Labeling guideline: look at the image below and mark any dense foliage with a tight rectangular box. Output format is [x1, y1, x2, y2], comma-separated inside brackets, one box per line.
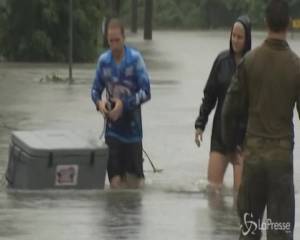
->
[151, 0, 300, 29]
[0, 0, 299, 61]
[0, 0, 103, 61]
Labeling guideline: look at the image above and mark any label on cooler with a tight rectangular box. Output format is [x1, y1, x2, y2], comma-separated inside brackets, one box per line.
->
[55, 165, 79, 186]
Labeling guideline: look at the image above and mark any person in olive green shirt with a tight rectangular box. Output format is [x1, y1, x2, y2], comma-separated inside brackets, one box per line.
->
[222, 0, 300, 239]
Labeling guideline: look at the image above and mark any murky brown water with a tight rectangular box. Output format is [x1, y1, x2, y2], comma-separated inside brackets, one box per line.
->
[0, 30, 299, 240]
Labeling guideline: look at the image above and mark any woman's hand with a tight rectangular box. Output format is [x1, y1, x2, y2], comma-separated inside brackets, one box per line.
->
[195, 128, 203, 147]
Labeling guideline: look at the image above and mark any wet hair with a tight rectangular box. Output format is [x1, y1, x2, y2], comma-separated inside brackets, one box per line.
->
[107, 18, 125, 37]
[265, 0, 290, 32]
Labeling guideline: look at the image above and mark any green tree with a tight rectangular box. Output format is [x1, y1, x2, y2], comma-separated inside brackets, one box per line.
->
[0, 0, 103, 62]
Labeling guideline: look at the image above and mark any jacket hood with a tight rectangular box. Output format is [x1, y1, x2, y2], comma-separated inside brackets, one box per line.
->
[230, 15, 252, 56]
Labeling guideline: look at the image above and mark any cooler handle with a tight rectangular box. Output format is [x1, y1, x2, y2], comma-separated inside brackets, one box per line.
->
[48, 152, 53, 168]
[89, 152, 95, 166]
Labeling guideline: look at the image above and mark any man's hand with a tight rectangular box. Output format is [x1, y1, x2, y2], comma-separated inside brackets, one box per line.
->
[97, 100, 109, 117]
[195, 128, 203, 147]
[108, 98, 124, 122]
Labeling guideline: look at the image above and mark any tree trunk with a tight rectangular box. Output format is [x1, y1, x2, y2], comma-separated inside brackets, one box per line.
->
[144, 0, 153, 40]
[131, 0, 138, 33]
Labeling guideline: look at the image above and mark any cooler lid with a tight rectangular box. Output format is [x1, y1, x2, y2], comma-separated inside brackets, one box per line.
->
[11, 130, 106, 157]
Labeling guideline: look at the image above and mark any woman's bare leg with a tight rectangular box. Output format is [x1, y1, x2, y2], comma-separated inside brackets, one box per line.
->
[229, 151, 244, 206]
[207, 151, 229, 190]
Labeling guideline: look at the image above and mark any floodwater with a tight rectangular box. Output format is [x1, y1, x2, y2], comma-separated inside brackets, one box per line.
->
[0, 30, 299, 240]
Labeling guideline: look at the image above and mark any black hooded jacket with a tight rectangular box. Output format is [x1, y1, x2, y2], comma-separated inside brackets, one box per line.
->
[195, 15, 251, 152]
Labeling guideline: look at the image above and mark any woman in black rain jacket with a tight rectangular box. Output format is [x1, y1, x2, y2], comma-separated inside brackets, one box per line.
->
[194, 15, 252, 192]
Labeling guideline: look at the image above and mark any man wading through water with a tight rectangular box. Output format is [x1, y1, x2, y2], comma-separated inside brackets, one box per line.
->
[222, 0, 300, 239]
[91, 19, 151, 189]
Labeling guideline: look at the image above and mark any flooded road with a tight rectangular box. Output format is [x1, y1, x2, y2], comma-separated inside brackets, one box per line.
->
[0, 30, 299, 239]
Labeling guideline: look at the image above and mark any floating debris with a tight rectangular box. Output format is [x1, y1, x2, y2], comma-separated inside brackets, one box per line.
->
[39, 73, 70, 84]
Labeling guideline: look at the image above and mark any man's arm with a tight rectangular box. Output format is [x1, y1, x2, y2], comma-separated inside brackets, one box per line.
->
[222, 59, 248, 150]
[121, 52, 151, 111]
[91, 58, 106, 111]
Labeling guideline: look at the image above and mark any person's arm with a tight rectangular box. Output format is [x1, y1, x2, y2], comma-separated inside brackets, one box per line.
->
[91, 57, 107, 114]
[195, 57, 220, 131]
[121, 52, 151, 111]
[221, 58, 248, 150]
[194, 57, 220, 147]
[297, 71, 300, 120]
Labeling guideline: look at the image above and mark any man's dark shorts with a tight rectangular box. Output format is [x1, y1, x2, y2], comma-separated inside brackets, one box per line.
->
[105, 137, 144, 182]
